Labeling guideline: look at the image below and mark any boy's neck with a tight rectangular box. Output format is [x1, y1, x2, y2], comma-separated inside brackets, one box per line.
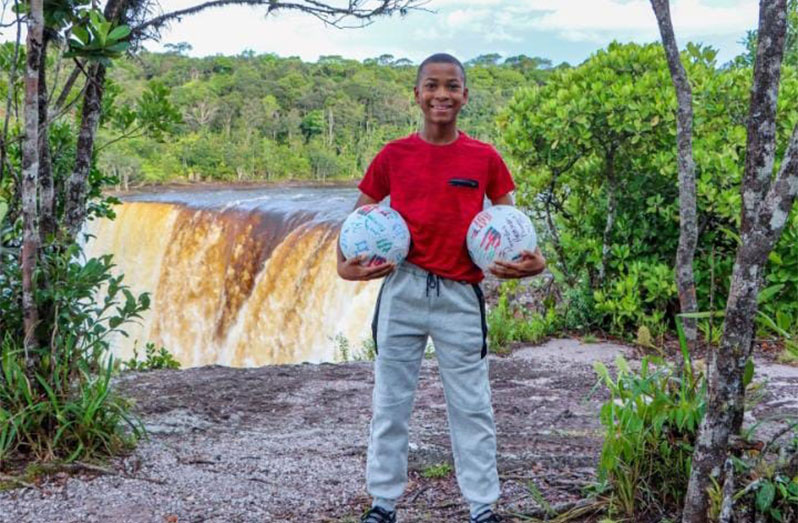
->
[418, 124, 459, 145]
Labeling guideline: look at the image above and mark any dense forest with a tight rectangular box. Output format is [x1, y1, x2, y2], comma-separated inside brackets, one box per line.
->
[100, 50, 560, 186]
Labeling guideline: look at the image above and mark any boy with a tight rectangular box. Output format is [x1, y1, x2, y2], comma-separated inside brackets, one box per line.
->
[337, 53, 545, 523]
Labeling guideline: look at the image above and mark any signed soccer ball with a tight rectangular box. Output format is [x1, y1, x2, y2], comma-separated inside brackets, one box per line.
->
[339, 204, 411, 266]
[466, 205, 537, 271]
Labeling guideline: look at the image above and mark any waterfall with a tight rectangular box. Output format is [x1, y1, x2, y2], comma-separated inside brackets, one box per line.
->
[83, 192, 379, 368]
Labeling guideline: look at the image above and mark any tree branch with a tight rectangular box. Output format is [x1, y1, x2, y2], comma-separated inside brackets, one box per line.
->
[53, 62, 83, 111]
[133, 0, 426, 36]
[0, 0, 21, 188]
[95, 126, 146, 153]
[741, 0, 789, 232]
[758, 124, 798, 245]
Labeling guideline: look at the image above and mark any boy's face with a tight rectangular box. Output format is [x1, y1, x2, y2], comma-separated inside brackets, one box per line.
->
[414, 62, 468, 126]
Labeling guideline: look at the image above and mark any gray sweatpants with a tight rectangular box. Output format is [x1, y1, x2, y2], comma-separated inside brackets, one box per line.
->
[366, 261, 499, 508]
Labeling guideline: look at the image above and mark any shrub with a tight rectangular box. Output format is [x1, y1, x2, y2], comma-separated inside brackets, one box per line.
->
[487, 286, 558, 353]
[334, 334, 376, 362]
[592, 352, 705, 520]
[0, 238, 149, 466]
[421, 462, 452, 479]
[122, 342, 181, 371]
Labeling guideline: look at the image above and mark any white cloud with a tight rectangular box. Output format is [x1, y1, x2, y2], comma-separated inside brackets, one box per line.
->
[0, 0, 756, 64]
[520, 0, 757, 42]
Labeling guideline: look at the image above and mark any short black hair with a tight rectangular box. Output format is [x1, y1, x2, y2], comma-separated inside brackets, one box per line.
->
[416, 53, 466, 86]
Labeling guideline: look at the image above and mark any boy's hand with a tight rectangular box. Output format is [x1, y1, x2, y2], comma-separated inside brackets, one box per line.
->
[338, 255, 396, 281]
[489, 247, 546, 279]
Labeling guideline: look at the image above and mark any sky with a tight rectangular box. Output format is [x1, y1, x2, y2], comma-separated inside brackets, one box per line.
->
[142, 0, 760, 65]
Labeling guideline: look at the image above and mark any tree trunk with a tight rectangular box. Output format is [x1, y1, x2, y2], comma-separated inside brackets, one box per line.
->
[544, 174, 574, 285]
[63, 62, 106, 238]
[21, 0, 44, 357]
[38, 34, 56, 241]
[63, 0, 133, 238]
[650, 0, 699, 347]
[598, 147, 617, 284]
[682, 2, 792, 521]
[328, 107, 334, 147]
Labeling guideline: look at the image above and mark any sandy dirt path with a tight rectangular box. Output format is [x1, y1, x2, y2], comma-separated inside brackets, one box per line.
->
[2, 338, 798, 523]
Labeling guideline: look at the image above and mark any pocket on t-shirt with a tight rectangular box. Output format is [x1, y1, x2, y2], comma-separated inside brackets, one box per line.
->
[440, 177, 485, 225]
[447, 178, 479, 189]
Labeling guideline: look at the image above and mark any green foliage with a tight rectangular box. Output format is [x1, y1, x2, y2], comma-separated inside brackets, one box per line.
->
[0, 0, 176, 474]
[421, 462, 452, 479]
[122, 342, 181, 371]
[740, 469, 798, 522]
[65, 9, 130, 65]
[334, 334, 376, 362]
[501, 41, 798, 339]
[593, 351, 705, 520]
[99, 51, 555, 185]
[0, 334, 141, 465]
[729, 416, 798, 522]
[0, 240, 148, 464]
[734, 0, 798, 68]
[593, 260, 675, 337]
[487, 283, 558, 352]
[759, 214, 798, 358]
[560, 276, 601, 333]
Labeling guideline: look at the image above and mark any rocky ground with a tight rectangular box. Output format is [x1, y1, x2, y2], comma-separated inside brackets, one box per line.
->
[2, 338, 798, 523]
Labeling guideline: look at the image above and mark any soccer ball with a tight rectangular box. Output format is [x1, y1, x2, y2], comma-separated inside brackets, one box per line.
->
[466, 205, 537, 271]
[339, 204, 411, 266]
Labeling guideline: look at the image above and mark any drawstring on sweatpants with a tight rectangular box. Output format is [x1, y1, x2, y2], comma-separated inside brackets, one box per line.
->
[425, 272, 441, 297]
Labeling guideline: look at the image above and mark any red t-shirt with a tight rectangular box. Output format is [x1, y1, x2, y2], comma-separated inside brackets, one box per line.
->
[358, 131, 515, 283]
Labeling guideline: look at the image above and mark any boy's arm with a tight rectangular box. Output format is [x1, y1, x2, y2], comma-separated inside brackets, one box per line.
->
[336, 192, 396, 281]
[488, 193, 546, 279]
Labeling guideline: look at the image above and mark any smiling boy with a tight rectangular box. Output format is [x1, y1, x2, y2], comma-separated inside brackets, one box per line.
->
[337, 53, 545, 523]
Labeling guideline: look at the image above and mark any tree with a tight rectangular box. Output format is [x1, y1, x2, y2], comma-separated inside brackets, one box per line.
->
[164, 41, 193, 56]
[20, 0, 44, 354]
[300, 109, 324, 143]
[682, 1, 798, 520]
[650, 0, 699, 347]
[466, 53, 502, 67]
[502, 44, 679, 291]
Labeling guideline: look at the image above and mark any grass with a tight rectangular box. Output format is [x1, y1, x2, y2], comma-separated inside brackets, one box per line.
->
[122, 342, 181, 371]
[421, 462, 453, 479]
[334, 334, 377, 362]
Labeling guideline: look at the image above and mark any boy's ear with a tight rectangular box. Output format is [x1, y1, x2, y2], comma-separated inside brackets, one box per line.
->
[463, 86, 469, 104]
[413, 85, 420, 104]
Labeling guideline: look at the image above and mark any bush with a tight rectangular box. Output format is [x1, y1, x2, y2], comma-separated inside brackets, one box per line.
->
[592, 352, 705, 520]
[0, 334, 142, 464]
[334, 334, 376, 362]
[500, 41, 798, 342]
[487, 284, 558, 352]
[122, 342, 181, 371]
[0, 238, 149, 466]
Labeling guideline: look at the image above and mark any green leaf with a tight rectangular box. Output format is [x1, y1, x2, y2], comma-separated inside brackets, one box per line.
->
[107, 25, 131, 41]
[757, 482, 776, 512]
[678, 311, 725, 320]
[743, 358, 754, 387]
[105, 42, 130, 54]
[758, 284, 785, 304]
[71, 25, 90, 45]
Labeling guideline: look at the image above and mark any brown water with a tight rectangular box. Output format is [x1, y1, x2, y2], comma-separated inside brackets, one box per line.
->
[83, 186, 379, 367]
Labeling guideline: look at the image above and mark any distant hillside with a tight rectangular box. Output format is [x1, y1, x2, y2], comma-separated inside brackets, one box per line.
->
[101, 52, 559, 186]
